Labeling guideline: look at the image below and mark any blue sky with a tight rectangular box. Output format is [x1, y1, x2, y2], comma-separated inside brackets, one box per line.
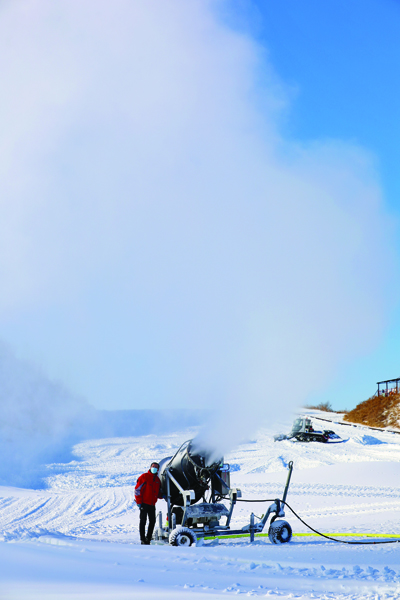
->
[0, 0, 399, 418]
[238, 0, 400, 210]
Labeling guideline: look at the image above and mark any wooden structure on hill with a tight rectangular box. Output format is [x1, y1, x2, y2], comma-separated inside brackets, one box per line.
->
[377, 378, 400, 396]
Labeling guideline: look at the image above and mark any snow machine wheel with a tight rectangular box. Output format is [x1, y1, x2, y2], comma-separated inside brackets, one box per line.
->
[169, 527, 197, 547]
[268, 520, 292, 544]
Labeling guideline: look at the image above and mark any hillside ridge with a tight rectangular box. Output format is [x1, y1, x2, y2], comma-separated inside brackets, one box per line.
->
[344, 392, 400, 428]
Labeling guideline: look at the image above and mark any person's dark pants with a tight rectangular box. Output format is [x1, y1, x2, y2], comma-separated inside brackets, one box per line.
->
[139, 503, 156, 543]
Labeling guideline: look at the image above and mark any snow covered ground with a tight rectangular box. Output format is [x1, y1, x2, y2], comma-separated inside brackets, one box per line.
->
[1, 411, 400, 599]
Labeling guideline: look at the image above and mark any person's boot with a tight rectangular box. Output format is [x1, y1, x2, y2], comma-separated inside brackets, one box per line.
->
[141, 539, 146, 545]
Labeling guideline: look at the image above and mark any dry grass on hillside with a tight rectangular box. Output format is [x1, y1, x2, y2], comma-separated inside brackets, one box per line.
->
[344, 393, 400, 428]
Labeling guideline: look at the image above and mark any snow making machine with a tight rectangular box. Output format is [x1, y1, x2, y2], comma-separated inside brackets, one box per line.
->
[152, 439, 294, 546]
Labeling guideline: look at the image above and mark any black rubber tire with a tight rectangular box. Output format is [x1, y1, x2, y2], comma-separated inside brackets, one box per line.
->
[169, 527, 197, 547]
[268, 520, 292, 544]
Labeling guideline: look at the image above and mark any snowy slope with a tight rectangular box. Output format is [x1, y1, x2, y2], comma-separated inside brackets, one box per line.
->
[1, 412, 400, 599]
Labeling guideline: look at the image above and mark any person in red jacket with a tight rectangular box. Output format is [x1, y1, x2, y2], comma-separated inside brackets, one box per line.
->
[135, 462, 163, 544]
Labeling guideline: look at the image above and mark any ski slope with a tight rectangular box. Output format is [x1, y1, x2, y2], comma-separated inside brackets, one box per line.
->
[1, 411, 400, 599]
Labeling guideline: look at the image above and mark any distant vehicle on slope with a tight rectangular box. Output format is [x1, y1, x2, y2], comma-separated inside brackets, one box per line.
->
[274, 417, 340, 443]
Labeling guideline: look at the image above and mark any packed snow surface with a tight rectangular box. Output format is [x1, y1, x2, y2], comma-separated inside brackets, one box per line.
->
[1, 411, 400, 599]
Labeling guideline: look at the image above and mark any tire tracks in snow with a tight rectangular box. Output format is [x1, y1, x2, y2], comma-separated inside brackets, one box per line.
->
[0, 488, 138, 539]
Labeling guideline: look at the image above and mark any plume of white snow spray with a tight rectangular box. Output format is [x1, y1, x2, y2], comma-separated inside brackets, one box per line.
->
[0, 0, 396, 462]
[0, 343, 96, 486]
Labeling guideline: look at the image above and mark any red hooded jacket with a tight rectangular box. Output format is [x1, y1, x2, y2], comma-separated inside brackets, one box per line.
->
[135, 470, 163, 506]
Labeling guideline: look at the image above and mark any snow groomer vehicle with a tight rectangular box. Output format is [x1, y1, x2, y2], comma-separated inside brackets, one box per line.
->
[274, 417, 340, 443]
[152, 439, 294, 546]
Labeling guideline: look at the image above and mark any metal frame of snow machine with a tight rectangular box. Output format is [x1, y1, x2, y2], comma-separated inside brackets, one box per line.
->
[151, 439, 294, 547]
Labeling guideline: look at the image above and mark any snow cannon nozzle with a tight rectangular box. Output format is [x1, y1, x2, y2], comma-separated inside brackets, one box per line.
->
[158, 438, 224, 507]
[186, 438, 223, 473]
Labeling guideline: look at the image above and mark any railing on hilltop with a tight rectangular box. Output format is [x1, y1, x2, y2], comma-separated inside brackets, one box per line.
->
[377, 377, 400, 397]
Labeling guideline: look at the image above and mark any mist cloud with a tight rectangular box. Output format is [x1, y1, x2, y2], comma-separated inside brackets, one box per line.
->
[0, 0, 396, 453]
[0, 342, 95, 486]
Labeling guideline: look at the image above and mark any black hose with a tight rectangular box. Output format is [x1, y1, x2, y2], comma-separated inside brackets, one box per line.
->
[236, 498, 400, 545]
